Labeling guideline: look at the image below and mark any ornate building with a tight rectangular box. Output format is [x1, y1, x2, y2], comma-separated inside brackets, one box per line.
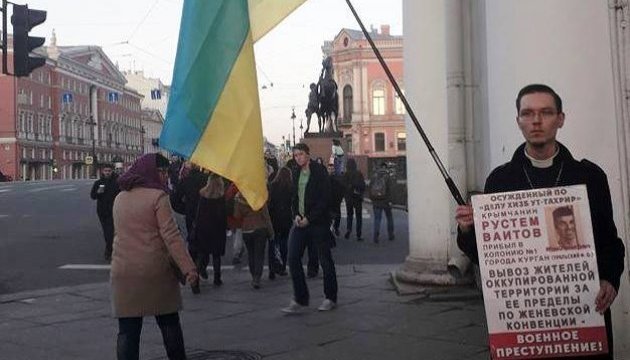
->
[0, 32, 143, 180]
[325, 25, 404, 176]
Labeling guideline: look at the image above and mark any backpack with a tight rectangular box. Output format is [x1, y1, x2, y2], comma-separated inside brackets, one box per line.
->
[370, 174, 387, 200]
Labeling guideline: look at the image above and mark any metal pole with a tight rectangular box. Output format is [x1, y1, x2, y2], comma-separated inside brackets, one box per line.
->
[344, 0, 465, 206]
[1, 0, 7, 75]
[291, 107, 296, 146]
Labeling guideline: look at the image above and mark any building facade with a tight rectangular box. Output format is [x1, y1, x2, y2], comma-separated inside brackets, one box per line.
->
[326, 25, 405, 175]
[0, 32, 144, 181]
[140, 109, 165, 155]
[123, 70, 170, 118]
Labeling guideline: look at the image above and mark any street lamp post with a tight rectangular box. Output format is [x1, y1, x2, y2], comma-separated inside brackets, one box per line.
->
[291, 107, 296, 146]
[87, 116, 97, 178]
[299, 117, 304, 140]
[140, 126, 146, 155]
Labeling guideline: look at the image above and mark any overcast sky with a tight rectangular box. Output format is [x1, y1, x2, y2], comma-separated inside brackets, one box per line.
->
[26, 0, 402, 144]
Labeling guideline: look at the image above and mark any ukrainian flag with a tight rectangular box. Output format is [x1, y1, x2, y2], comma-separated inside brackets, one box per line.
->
[160, 0, 306, 210]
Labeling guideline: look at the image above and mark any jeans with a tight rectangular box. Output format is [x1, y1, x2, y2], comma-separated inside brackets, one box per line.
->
[117, 312, 185, 360]
[99, 215, 114, 257]
[372, 205, 394, 239]
[288, 225, 337, 305]
[331, 197, 343, 232]
[345, 197, 362, 237]
[243, 229, 267, 281]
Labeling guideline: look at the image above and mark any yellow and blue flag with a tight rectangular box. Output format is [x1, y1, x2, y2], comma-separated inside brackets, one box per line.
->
[160, 0, 306, 210]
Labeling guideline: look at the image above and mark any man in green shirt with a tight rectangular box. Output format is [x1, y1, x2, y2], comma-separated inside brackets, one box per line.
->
[282, 143, 338, 313]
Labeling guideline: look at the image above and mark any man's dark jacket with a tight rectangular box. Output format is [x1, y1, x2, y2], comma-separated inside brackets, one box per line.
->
[90, 174, 120, 218]
[291, 160, 331, 227]
[457, 142, 625, 358]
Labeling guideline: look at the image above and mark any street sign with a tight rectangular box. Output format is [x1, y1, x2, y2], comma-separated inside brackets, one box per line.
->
[85, 156, 93, 165]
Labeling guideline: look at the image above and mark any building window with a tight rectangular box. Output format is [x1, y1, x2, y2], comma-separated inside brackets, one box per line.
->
[395, 90, 405, 114]
[343, 85, 353, 121]
[345, 134, 352, 153]
[372, 87, 385, 115]
[375, 132, 385, 152]
[397, 132, 406, 151]
[27, 113, 34, 133]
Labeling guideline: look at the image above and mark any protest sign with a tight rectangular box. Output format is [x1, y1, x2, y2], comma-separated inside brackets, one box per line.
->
[472, 185, 607, 359]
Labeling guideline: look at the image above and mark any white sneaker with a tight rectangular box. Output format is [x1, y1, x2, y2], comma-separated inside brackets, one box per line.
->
[281, 300, 307, 314]
[317, 299, 336, 311]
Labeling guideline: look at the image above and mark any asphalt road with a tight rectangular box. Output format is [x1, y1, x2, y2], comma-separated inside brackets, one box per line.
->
[0, 180, 409, 295]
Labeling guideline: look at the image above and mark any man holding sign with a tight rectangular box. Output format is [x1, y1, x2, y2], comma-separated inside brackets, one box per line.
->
[456, 84, 625, 359]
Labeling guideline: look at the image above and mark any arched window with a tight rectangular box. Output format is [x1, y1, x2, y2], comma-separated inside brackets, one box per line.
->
[343, 85, 353, 121]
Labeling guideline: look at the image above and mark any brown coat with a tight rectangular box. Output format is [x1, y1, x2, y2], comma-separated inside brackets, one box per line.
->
[110, 188, 195, 318]
[234, 197, 274, 238]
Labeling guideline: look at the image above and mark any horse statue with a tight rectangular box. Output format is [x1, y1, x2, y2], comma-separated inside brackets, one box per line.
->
[316, 56, 339, 133]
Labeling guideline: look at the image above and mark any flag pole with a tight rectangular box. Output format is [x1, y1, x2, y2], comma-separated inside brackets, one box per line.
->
[344, 0, 466, 206]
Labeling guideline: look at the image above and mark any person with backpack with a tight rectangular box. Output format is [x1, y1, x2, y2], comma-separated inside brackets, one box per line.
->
[369, 162, 395, 243]
[343, 158, 365, 241]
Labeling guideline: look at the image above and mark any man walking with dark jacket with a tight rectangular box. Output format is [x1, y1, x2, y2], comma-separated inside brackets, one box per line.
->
[90, 164, 120, 261]
[369, 162, 395, 243]
[282, 143, 338, 313]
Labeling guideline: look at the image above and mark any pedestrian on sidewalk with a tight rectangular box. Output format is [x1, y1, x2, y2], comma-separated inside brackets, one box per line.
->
[112, 153, 198, 360]
[455, 84, 625, 359]
[225, 182, 245, 266]
[268, 166, 294, 278]
[234, 192, 274, 289]
[342, 158, 365, 241]
[283, 143, 338, 313]
[192, 173, 227, 287]
[172, 163, 207, 247]
[90, 163, 120, 261]
[368, 162, 395, 243]
[327, 161, 345, 237]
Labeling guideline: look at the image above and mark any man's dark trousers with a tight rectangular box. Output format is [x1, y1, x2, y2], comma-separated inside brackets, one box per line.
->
[288, 224, 337, 305]
[372, 205, 394, 239]
[99, 215, 114, 257]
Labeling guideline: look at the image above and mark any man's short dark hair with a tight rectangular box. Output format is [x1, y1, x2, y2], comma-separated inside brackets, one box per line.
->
[292, 143, 310, 154]
[516, 84, 563, 114]
[552, 206, 574, 223]
[101, 163, 114, 169]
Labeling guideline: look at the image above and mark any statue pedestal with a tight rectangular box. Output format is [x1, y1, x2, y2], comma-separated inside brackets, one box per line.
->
[301, 132, 342, 164]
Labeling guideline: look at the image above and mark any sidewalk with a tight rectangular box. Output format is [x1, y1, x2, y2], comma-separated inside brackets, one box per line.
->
[0, 264, 488, 360]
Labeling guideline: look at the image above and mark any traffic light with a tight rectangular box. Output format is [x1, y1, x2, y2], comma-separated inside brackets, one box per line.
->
[11, 4, 46, 77]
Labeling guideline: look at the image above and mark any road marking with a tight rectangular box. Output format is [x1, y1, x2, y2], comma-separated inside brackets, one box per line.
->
[60, 188, 77, 192]
[0, 189, 11, 193]
[59, 264, 111, 270]
[0, 215, 8, 218]
[58, 264, 273, 271]
[28, 185, 76, 193]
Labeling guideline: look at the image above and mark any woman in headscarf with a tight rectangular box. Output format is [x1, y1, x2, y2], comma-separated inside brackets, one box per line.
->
[111, 153, 198, 360]
[192, 172, 227, 286]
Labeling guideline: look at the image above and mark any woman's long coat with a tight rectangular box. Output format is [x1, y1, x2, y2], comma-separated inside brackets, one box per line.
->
[110, 188, 195, 318]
